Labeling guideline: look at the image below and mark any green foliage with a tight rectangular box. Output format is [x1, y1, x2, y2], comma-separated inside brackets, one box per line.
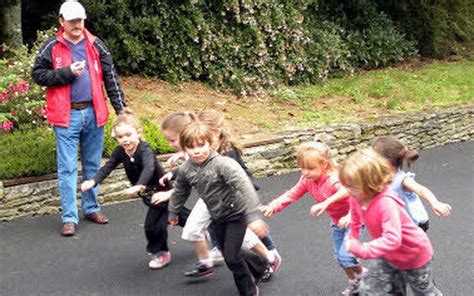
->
[0, 128, 56, 180]
[141, 117, 175, 154]
[0, 28, 56, 131]
[376, 0, 474, 57]
[79, 0, 417, 95]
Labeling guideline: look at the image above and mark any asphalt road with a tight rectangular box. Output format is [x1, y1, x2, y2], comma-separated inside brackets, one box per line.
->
[1, 141, 473, 296]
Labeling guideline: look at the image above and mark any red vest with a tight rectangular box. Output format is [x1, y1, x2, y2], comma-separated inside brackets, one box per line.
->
[46, 28, 109, 127]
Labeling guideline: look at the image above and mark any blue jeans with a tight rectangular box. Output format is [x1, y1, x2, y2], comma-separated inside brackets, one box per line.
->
[54, 106, 104, 224]
[331, 224, 359, 268]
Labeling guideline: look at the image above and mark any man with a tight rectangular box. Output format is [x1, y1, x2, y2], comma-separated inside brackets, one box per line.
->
[32, 1, 126, 236]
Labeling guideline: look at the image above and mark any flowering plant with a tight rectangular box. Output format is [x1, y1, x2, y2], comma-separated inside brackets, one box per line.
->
[0, 29, 55, 132]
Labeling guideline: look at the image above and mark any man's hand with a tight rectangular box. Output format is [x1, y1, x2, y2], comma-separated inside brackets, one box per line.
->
[70, 60, 85, 76]
[168, 216, 179, 226]
[81, 180, 96, 192]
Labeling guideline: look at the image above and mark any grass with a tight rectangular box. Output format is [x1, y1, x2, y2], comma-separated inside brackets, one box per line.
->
[124, 60, 473, 140]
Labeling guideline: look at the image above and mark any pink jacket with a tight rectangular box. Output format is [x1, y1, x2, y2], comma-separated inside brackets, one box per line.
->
[348, 186, 433, 270]
[268, 172, 350, 224]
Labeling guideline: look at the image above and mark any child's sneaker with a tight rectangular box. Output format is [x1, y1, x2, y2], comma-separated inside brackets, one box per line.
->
[269, 249, 282, 274]
[209, 247, 225, 265]
[184, 262, 214, 278]
[149, 251, 171, 269]
[260, 264, 273, 283]
[341, 278, 360, 295]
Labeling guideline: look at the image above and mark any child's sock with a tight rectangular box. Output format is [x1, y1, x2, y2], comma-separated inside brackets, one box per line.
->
[266, 251, 275, 264]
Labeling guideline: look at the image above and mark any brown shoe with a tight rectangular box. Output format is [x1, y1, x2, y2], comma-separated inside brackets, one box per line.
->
[84, 212, 109, 224]
[60, 222, 76, 236]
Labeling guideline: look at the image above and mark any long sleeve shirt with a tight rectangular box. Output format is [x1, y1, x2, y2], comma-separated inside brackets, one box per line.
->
[168, 152, 262, 223]
[268, 172, 350, 224]
[348, 186, 433, 270]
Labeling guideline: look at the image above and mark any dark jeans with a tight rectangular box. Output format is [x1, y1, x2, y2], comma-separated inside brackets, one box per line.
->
[214, 216, 267, 296]
[210, 222, 277, 251]
[144, 203, 190, 254]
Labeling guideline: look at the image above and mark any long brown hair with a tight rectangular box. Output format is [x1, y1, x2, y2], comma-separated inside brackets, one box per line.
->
[197, 109, 242, 155]
[161, 112, 196, 134]
[372, 136, 419, 169]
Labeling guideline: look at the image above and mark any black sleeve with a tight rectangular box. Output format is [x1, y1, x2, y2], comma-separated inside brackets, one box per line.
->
[92, 146, 123, 184]
[31, 37, 77, 86]
[226, 148, 260, 191]
[135, 142, 157, 186]
[94, 38, 126, 114]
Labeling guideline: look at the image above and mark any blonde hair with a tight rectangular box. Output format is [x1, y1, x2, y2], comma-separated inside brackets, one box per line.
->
[197, 109, 242, 155]
[339, 148, 393, 197]
[113, 108, 143, 138]
[296, 141, 335, 171]
[161, 112, 196, 134]
[179, 121, 215, 150]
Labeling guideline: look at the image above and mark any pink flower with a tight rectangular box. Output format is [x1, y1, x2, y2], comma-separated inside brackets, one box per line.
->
[40, 107, 47, 116]
[8, 83, 18, 93]
[0, 90, 10, 102]
[2, 120, 14, 132]
[17, 82, 29, 94]
[10, 110, 16, 116]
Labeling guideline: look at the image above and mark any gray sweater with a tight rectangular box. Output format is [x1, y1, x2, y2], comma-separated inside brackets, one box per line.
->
[168, 152, 262, 223]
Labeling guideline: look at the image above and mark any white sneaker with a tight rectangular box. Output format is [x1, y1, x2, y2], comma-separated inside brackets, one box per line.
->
[149, 251, 171, 269]
[209, 247, 224, 265]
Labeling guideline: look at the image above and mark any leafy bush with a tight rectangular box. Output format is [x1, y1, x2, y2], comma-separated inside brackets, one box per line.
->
[78, 0, 417, 95]
[0, 128, 56, 180]
[1, 28, 56, 132]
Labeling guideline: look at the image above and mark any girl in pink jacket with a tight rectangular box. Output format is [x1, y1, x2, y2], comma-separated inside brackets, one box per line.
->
[340, 148, 442, 295]
[260, 141, 365, 295]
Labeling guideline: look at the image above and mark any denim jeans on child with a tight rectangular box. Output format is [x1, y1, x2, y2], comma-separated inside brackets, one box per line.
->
[331, 224, 360, 268]
[54, 106, 104, 224]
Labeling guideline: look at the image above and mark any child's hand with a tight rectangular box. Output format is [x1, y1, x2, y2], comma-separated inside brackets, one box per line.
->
[344, 237, 356, 251]
[432, 201, 452, 217]
[309, 202, 329, 217]
[81, 180, 96, 192]
[247, 219, 268, 238]
[168, 215, 179, 226]
[151, 190, 172, 205]
[159, 172, 174, 186]
[125, 185, 145, 196]
[259, 205, 274, 218]
[337, 214, 350, 229]
[167, 152, 186, 168]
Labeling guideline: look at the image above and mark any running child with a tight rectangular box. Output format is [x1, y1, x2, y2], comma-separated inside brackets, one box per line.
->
[340, 148, 442, 295]
[159, 112, 275, 280]
[81, 109, 190, 269]
[372, 135, 452, 231]
[260, 141, 365, 295]
[198, 109, 282, 278]
[166, 121, 268, 296]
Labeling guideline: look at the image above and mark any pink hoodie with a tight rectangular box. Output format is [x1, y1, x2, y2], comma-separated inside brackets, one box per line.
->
[348, 186, 433, 270]
[268, 172, 350, 224]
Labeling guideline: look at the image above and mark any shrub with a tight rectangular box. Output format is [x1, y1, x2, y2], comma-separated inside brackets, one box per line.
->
[0, 28, 56, 132]
[0, 128, 56, 180]
[78, 0, 417, 95]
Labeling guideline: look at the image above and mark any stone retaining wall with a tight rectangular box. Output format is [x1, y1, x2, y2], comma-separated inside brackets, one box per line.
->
[1, 106, 472, 221]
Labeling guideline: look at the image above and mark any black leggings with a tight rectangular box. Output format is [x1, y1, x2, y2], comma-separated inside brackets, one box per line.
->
[144, 203, 190, 254]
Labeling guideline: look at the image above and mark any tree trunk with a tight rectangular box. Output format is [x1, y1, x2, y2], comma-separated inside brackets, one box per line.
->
[0, 0, 23, 48]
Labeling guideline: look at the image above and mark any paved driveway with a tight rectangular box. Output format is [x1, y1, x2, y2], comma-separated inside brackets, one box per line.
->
[1, 141, 473, 295]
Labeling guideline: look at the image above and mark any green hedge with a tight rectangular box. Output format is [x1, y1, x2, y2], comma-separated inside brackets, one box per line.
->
[0, 128, 56, 180]
[79, 0, 417, 94]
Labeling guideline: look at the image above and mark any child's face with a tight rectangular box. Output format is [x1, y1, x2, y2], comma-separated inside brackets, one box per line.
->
[184, 141, 211, 164]
[163, 130, 180, 150]
[114, 123, 141, 152]
[300, 161, 327, 181]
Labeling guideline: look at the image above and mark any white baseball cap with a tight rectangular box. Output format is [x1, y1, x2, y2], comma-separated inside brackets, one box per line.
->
[59, 1, 87, 20]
